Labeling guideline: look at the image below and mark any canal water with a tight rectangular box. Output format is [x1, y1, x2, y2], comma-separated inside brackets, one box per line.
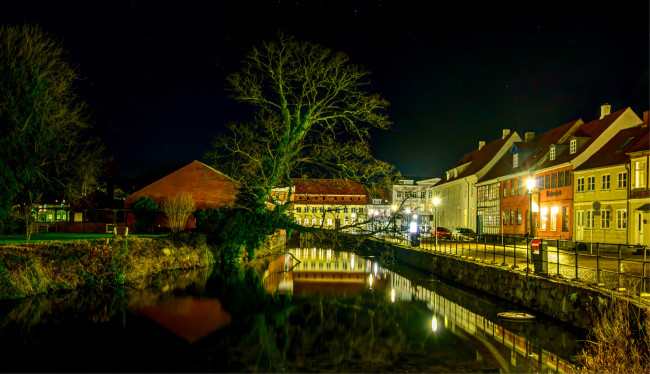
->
[0, 247, 585, 372]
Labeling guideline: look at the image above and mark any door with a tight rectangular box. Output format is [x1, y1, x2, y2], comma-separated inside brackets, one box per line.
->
[477, 213, 483, 236]
[637, 212, 644, 245]
[576, 211, 584, 241]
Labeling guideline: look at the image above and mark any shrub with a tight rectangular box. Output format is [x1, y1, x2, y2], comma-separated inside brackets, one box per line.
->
[133, 197, 158, 233]
[161, 194, 195, 233]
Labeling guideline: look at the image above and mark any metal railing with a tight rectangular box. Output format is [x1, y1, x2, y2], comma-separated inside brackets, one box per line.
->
[382, 231, 650, 296]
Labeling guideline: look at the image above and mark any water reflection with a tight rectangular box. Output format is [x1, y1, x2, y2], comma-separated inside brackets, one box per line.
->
[266, 247, 580, 373]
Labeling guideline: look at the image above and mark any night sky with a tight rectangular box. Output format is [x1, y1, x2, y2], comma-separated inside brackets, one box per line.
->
[1, 1, 648, 181]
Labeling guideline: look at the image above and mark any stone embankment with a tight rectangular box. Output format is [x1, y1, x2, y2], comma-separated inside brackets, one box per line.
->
[364, 239, 650, 330]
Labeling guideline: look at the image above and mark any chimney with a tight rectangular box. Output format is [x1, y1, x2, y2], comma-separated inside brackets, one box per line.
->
[525, 132, 535, 142]
[502, 129, 510, 139]
[600, 103, 611, 119]
[643, 111, 648, 127]
[478, 141, 486, 150]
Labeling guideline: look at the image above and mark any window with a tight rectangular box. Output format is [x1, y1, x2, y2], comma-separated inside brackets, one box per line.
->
[312, 207, 317, 213]
[327, 207, 332, 212]
[550, 145, 556, 160]
[296, 207, 301, 213]
[343, 207, 348, 213]
[510, 180, 514, 196]
[405, 192, 410, 199]
[634, 161, 646, 188]
[602, 175, 610, 190]
[550, 209, 557, 231]
[586, 210, 594, 229]
[587, 176, 595, 191]
[513, 153, 519, 168]
[544, 174, 550, 189]
[617, 209, 627, 229]
[503, 210, 509, 225]
[577, 177, 584, 192]
[503, 182, 507, 198]
[358, 208, 364, 214]
[518, 179, 522, 195]
[517, 209, 522, 225]
[601, 210, 610, 229]
[551, 173, 557, 188]
[397, 191, 402, 198]
[319, 207, 324, 213]
[421, 191, 426, 199]
[428, 191, 432, 198]
[558, 171, 565, 187]
[562, 207, 569, 231]
[351, 207, 356, 213]
[541, 208, 547, 230]
[296, 218, 301, 224]
[618, 172, 627, 188]
[420, 203, 425, 212]
[570, 139, 577, 154]
[510, 209, 515, 225]
[327, 218, 332, 226]
[312, 218, 317, 226]
[538, 176, 544, 190]
[565, 170, 572, 186]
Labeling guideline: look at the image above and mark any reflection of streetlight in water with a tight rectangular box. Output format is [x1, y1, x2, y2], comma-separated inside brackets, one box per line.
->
[391, 289, 395, 302]
[431, 316, 438, 332]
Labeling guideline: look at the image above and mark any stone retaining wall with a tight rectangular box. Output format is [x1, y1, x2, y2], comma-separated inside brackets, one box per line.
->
[364, 239, 648, 330]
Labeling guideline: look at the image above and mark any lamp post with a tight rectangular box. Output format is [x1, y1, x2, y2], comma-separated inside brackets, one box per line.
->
[526, 177, 536, 272]
[433, 197, 440, 248]
[391, 205, 397, 240]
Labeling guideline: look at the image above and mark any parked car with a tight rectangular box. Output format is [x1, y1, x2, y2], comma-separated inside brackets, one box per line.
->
[434, 227, 451, 239]
[452, 227, 477, 241]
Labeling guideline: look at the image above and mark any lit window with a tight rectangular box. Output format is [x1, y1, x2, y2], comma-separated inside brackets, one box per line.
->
[327, 218, 332, 226]
[296, 218, 301, 225]
[312, 218, 317, 226]
[562, 207, 569, 231]
[550, 146, 556, 160]
[517, 209, 522, 225]
[570, 139, 577, 154]
[634, 161, 646, 188]
[550, 207, 558, 231]
[513, 153, 519, 168]
[540, 207, 548, 230]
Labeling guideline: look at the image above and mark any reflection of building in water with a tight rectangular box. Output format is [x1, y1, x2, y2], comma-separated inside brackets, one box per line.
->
[263, 248, 389, 296]
[388, 271, 572, 373]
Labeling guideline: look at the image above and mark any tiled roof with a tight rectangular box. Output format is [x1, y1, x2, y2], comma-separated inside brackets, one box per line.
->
[625, 126, 649, 154]
[435, 133, 515, 186]
[478, 119, 581, 182]
[536, 108, 629, 170]
[575, 125, 648, 171]
[292, 178, 368, 195]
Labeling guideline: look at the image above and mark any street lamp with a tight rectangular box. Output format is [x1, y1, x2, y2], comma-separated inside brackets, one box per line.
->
[526, 177, 536, 272]
[433, 197, 440, 248]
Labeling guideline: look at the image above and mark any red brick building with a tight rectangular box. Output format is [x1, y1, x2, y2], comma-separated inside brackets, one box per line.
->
[125, 160, 238, 232]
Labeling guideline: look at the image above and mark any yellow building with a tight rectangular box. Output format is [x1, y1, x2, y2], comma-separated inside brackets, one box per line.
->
[291, 179, 368, 230]
[627, 115, 649, 246]
[573, 122, 647, 245]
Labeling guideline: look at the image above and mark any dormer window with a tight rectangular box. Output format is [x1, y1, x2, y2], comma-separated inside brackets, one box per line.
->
[513, 153, 519, 168]
[550, 145, 556, 161]
[570, 139, 577, 154]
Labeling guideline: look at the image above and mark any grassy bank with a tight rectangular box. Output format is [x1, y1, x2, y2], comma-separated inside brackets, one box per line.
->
[0, 233, 215, 299]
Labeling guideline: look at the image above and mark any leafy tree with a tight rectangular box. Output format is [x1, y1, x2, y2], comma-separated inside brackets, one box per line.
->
[206, 33, 397, 215]
[0, 24, 102, 238]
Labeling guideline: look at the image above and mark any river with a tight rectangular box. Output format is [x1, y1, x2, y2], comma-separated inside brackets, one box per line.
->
[0, 246, 585, 372]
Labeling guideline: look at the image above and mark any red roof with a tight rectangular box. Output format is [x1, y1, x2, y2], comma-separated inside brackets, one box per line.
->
[625, 126, 649, 154]
[575, 125, 648, 171]
[292, 178, 368, 196]
[125, 160, 238, 209]
[435, 132, 516, 186]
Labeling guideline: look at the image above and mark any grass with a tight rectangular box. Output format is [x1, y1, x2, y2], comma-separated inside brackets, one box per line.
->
[0, 233, 215, 299]
[0, 232, 165, 244]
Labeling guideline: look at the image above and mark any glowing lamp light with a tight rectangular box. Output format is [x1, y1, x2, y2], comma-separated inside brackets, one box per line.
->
[391, 205, 397, 211]
[369, 274, 373, 288]
[431, 316, 438, 332]
[409, 221, 418, 233]
[525, 177, 536, 191]
[369, 209, 374, 215]
[532, 201, 539, 212]
[433, 197, 440, 206]
[406, 208, 411, 214]
[551, 206, 559, 215]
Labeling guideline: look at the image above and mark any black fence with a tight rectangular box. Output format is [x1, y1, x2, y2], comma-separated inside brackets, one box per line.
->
[381, 231, 650, 296]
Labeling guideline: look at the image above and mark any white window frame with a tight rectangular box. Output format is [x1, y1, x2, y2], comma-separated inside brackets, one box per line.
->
[586, 210, 594, 229]
[602, 174, 610, 190]
[634, 161, 646, 188]
[549, 146, 556, 160]
[601, 210, 610, 229]
[570, 139, 577, 154]
[586, 176, 595, 191]
[618, 172, 627, 188]
[577, 177, 585, 192]
[327, 218, 332, 226]
[311, 218, 317, 226]
[617, 209, 627, 229]
[296, 218, 301, 225]
[513, 153, 519, 167]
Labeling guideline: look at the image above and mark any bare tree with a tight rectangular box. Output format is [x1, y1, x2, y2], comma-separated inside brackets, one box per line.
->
[206, 33, 397, 214]
[162, 194, 195, 233]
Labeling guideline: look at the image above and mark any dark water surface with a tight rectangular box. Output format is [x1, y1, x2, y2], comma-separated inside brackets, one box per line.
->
[0, 247, 584, 372]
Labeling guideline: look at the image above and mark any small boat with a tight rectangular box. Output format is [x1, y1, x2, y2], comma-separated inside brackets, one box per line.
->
[497, 311, 536, 321]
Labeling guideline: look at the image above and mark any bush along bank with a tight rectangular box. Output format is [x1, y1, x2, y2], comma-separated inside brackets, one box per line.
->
[0, 232, 216, 300]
